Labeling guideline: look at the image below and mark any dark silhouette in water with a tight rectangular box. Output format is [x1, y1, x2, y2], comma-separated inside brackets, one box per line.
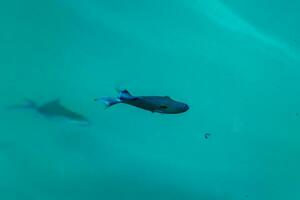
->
[204, 133, 211, 139]
[95, 89, 189, 114]
[10, 98, 89, 125]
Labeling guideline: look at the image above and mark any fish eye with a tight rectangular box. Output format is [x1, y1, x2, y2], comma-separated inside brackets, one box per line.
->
[183, 104, 189, 109]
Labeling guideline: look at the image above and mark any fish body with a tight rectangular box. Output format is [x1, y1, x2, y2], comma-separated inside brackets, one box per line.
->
[95, 90, 189, 114]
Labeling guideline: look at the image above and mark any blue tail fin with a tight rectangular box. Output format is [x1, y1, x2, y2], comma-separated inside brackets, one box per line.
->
[94, 89, 137, 108]
[94, 97, 121, 108]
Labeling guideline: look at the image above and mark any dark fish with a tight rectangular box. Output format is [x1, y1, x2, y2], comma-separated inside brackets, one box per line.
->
[95, 89, 189, 114]
[204, 133, 211, 139]
[11, 98, 89, 125]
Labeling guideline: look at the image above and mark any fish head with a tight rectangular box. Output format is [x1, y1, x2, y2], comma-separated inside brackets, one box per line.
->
[168, 102, 189, 114]
[156, 97, 189, 114]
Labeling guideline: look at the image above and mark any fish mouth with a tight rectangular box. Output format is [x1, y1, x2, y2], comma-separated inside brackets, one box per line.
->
[183, 104, 189, 111]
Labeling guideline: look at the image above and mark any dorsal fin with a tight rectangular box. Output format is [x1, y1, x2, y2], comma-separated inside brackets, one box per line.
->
[118, 90, 136, 100]
[121, 90, 131, 96]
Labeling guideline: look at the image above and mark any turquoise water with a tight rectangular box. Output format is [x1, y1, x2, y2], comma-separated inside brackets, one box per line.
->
[1, 0, 300, 199]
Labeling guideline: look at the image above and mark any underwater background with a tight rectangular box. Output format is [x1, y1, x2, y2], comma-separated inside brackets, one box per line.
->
[1, 0, 300, 199]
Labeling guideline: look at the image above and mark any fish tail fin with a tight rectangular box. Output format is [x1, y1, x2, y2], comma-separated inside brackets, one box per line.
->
[118, 89, 136, 100]
[6, 98, 37, 110]
[94, 97, 121, 108]
[23, 99, 37, 109]
[94, 89, 136, 108]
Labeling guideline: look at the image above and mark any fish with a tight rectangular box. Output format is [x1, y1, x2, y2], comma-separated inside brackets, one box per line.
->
[204, 133, 211, 139]
[95, 89, 189, 114]
[10, 98, 90, 125]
